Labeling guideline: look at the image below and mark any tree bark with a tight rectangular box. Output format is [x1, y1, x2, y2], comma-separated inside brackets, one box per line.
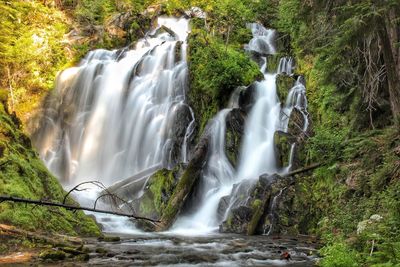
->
[377, 16, 400, 126]
[0, 195, 159, 223]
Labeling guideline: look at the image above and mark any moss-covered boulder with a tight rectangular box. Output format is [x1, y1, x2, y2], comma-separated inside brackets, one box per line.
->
[135, 163, 186, 229]
[156, 136, 209, 231]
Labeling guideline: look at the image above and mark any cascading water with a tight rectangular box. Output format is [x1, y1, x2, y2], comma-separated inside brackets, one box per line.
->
[174, 23, 309, 233]
[33, 18, 193, 233]
[172, 109, 235, 234]
[34, 17, 191, 189]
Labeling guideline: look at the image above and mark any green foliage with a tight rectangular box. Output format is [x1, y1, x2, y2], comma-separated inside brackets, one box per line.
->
[319, 241, 359, 267]
[75, 0, 117, 24]
[0, 103, 100, 236]
[0, 1, 72, 123]
[188, 19, 261, 138]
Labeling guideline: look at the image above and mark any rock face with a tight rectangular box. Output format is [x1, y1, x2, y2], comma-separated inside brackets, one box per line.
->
[133, 134, 209, 232]
[220, 174, 290, 235]
[225, 109, 245, 167]
[134, 164, 186, 231]
[276, 74, 295, 103]
[274, 131, 296, 168]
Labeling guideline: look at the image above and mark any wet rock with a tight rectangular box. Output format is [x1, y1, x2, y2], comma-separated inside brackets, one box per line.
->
[225, 109, 245, 167]
[135, 163, 186, 231]
[157, 136, 209, 231]
[168, 104, 193, 166]
[150, 25, 178, 40]
[220, 174, 300, 236]
[98, 236, 121, 242]
[238, 83, 257, 113]
[276, 74, 295, 103]
[287, 108, 306, 137]
[274, 131, 296, 168]
[220, 174, 282, 235]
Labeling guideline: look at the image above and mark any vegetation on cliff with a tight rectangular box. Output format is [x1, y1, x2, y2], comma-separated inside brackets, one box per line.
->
[0, 0, 400, 266]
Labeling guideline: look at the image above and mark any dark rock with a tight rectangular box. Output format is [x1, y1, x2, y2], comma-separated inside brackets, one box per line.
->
[220, 174, 298, 235]
[98, 236, 121, 242]
[287, 108, 306, 137]
[168, 104, 193, 166]
[239, 83, 257, 113]
[157, 136, 209, 231]
[225, 109, 245, 167]
[274, 131, 296, 169]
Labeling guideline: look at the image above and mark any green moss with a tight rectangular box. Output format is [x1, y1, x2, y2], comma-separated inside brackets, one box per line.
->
[247, 199, 264, 235]
[0, 103, 100, 237]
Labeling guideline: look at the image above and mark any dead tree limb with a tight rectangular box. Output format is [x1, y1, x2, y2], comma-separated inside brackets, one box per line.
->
[283, 163, 322, 177]
[0, 195, 160, 223]
[63, 181, 107, 204]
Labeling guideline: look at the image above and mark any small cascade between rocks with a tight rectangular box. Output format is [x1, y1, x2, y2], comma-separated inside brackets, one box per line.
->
[173, 23, 309, 235]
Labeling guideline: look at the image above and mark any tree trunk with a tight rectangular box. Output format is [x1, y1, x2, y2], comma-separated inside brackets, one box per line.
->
[378, 17, 400, 126]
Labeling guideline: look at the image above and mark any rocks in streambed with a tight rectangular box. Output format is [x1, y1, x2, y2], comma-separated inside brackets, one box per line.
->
[219, 174, 294, 235]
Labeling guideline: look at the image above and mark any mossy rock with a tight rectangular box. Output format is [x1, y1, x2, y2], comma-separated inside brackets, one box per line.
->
[0, 106, 101, 238]
[157, 137, 209, 231]
[136, 163, 185, 225]
[40, 249, 67, 261]
[274, 131, 296, 168]
[276, 74, 295, 103]
[225, 109, 245, 167]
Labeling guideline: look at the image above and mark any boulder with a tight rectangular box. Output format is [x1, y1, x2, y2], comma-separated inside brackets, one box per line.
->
[219, 174, 286, 235]
[238, 83, 257, 114]
[168, 104, 194, 167]
[134, 163, 186, 231]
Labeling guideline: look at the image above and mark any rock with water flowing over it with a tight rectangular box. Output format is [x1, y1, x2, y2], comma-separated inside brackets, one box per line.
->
[225, 109, 246, 167]
[238, 84, 257, 113]
[219, 174, 288, 235]
[155, 136, 209, 231]
[274, 131, 296, 169]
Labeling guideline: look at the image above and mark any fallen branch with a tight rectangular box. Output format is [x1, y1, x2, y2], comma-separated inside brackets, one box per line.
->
[283, 163, 322, 177]
[0, 195, 159, 223]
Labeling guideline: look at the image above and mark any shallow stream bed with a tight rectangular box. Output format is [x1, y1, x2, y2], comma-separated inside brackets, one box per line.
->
[18, 233, 319, 266]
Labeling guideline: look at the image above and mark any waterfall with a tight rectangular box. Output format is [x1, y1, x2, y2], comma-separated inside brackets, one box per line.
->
[172, 109, 235, 234]
[33, 17, 191, 188]
[174, 23, 309, 233]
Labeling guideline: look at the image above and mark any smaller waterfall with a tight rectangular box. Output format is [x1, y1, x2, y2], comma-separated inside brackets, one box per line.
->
[277, 57, 294, 75]
[172, 110, 235, 234]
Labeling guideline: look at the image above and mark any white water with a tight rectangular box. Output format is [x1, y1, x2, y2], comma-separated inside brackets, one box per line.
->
[34, 17, 190, 188]
[174, 23, 309, 233]
[172, 110, 235, 234]
[33, 18, 193, 233]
